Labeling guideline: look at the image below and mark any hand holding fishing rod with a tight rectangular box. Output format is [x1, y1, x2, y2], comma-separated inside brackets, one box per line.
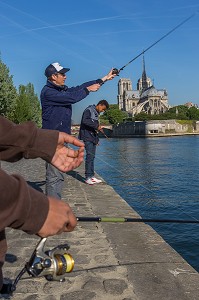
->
[101, 68, 118, 83]
[98, 126, 109, 139]
[87, 68, 117, 91]
[9, 213, 199, 294]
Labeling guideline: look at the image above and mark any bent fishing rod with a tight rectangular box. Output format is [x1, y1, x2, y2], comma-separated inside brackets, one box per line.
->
[111, 12, 198, 75]
[77, 216, 199, 224]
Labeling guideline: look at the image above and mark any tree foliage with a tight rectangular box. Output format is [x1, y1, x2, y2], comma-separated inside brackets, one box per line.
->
[100, 104, 128, 124]
[0, 58, 42, 126]
[14, 83, 42, 126]
[134, 105, 199, 121]
[0, 58, 18, 120]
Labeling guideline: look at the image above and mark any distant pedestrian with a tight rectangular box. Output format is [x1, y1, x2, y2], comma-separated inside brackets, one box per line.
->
[79, 100, 109, 185]
[41, 62, 116, 198]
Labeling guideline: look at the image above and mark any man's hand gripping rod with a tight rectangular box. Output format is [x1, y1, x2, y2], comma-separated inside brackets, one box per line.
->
[7, 213, 199, 294]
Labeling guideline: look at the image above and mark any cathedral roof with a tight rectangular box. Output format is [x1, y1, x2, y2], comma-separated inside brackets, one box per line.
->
[126, 90, 140, 98]
[141, 85, 166, 97]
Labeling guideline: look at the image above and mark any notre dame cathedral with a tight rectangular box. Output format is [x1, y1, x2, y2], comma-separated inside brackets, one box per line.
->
[117, 56, 170, 116]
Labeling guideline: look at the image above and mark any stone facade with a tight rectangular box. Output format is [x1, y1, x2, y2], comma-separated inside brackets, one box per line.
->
[117, 56, 170, 116]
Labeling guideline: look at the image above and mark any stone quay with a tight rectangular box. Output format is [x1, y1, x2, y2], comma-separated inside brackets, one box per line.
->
[1, 158, 199, 300]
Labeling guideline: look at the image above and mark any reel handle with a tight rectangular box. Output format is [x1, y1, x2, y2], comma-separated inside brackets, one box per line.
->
[112, 68, 120, 76]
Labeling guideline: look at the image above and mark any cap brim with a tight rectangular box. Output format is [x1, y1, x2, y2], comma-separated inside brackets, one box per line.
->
[59, 68, 70, 74]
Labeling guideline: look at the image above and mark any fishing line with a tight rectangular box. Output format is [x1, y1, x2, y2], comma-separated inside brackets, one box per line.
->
[112, 11, 198, 75]
[80, 145, 199, 250]
[78, 136, 152, 192]
[91, 132, 199, 222]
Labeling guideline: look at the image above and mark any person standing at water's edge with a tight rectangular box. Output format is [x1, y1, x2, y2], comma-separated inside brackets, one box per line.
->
[41, 62, 116, 199]
[79, 100, 109, 185]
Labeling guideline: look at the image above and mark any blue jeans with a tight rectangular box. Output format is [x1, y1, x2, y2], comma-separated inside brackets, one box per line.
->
[84, 141, 96, 179]
[45, 162, 64, 199]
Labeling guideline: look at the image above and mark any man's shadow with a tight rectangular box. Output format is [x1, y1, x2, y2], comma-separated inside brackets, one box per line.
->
[67, 171, 85, 183]
[26, 180, 46, 192]
[27, 174, 85, 189]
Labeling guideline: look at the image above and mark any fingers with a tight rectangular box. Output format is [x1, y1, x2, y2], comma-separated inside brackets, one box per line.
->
[66, 147, 84, 158]
[64, 218, 77, 232]
[51, 147, 84, 172]
[59, 132, 84, 148]
[38, 198, 77, 237]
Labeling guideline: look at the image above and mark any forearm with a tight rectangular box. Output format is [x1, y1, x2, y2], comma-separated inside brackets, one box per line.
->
[0, 116, 59, 162]
[0, 169, 49, 234]
[69, 79, 103, 90]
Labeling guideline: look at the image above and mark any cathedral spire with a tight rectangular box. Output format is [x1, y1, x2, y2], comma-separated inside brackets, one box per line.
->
[141, 54, 148, 92]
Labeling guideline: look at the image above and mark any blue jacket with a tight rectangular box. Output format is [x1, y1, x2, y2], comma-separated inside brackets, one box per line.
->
[41, 79, 102, 134]
[79, 105, 99, 144]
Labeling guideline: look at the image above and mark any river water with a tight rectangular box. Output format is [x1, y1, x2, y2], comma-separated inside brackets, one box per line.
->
[94, 136, 199, 272]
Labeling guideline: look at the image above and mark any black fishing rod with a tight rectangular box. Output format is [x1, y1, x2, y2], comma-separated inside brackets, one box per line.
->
[77, 216, 199, 224]
[112, 12, 198, 75]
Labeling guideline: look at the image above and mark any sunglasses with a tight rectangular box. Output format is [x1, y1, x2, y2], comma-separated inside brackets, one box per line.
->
[56, 73, 66, 77]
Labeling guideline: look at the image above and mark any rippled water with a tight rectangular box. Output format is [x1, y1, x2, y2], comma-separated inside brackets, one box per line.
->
[95, 136, 199, 272]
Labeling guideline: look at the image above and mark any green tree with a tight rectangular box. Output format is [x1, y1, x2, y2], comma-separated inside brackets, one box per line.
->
[0, 58, 18, 120]
[133, 105, 193, 121]
[14, 83, 42, 126]
[134, 112, 152, 121]
[100, 104, 128, 124]
[24, 83, 42, 126]
[168, 105, 189, 119]
[14, 85, 32, 124]
[187, 106, 199, 120]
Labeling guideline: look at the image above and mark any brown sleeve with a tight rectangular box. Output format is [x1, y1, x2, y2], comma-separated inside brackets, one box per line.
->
[0, 168, 49, 234]
[0, 116, 59, 163]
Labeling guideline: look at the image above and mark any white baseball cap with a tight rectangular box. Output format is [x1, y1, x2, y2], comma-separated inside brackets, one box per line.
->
[45, 62, 70, 77]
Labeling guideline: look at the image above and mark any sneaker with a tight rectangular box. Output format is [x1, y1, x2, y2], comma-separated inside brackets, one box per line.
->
[85, 178, 95, 185]
[91, 177, 102, 183]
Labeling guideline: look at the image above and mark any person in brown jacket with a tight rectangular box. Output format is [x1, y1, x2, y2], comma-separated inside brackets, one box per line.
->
[0, 116, 84, 293]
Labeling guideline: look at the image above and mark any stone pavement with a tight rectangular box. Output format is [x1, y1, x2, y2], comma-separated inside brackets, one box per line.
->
[1, 158, 199, 300]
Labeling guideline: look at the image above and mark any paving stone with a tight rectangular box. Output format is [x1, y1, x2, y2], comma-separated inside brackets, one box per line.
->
[103, 279, 128, 295]
[43, 280, 72, 294]
[43, 296, 57, 300]
[82, 278, 105, 291]
[60, 290, 96, 300]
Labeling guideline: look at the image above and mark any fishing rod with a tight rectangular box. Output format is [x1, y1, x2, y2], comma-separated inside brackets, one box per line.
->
[111, 12, 198, 75]
[77, 216, 199, 224]
[7, 214, 199, 296]
[99, 128, 109, 139]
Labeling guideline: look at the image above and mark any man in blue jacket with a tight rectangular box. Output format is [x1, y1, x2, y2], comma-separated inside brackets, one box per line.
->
[41, 62, 116, 198]
[79, 100, 109, 185]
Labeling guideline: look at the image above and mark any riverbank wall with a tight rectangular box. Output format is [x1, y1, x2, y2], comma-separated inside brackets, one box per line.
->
[72, 120, 199, 138]
[111, 120, 199, 138]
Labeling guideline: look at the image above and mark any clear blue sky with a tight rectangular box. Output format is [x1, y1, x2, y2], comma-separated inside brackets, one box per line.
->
[0, 0, 199, 123]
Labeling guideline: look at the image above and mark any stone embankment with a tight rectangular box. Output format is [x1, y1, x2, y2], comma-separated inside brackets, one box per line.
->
[1, 159, 199, 300]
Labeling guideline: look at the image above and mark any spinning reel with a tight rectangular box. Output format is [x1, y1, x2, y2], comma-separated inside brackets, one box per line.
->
[9, 238, 74, 293]
[111, 68, 120, 76]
